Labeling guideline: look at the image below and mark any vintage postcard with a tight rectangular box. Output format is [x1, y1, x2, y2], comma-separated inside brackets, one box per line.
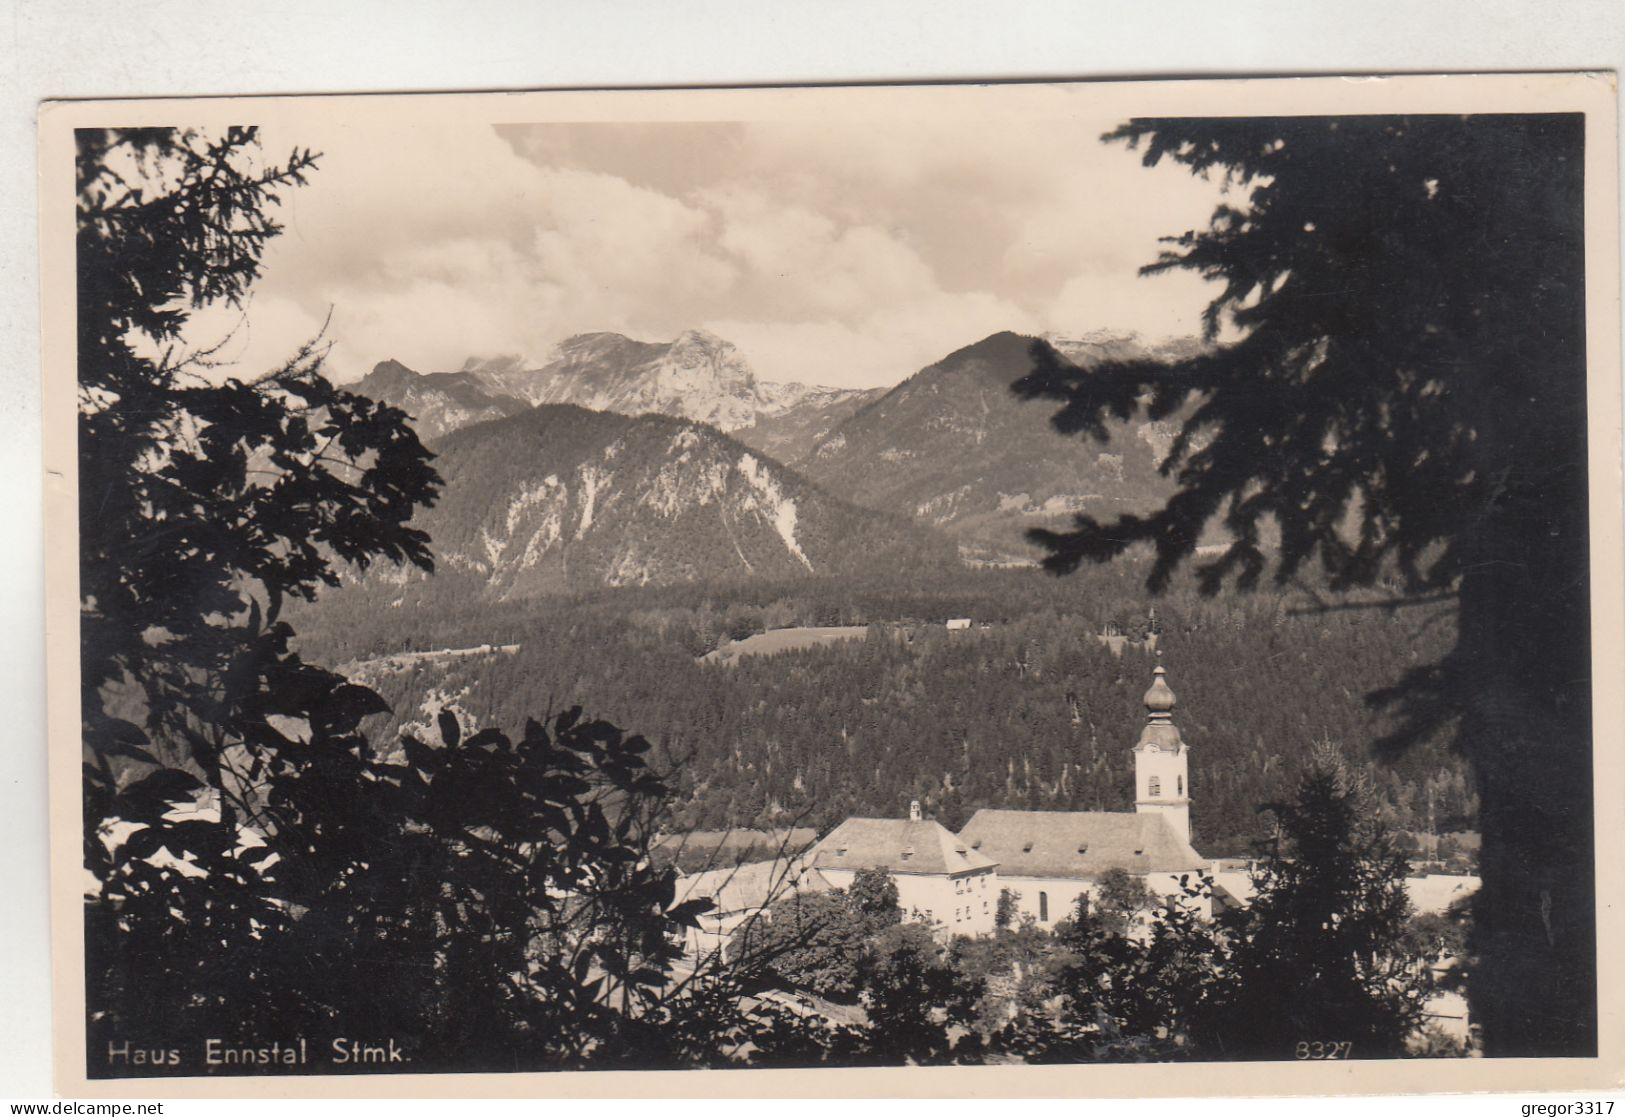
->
[39, 74, 1623, 1097]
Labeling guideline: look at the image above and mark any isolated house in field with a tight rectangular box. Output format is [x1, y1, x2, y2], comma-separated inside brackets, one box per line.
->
[945, 617, 973, 631]
[957, 663, 1209, 928]
[806, 804, 999, 934]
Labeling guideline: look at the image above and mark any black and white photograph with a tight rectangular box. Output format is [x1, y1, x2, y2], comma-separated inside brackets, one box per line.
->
[39, 76, 1622, 1094]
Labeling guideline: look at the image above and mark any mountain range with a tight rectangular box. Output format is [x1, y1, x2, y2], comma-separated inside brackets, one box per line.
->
[349, 326, 1198, 588]
[356, 404, 954, 600]
[353, 358, 529, 442]
[359, 330, 881, 461]
[793, 330, 1199, 563]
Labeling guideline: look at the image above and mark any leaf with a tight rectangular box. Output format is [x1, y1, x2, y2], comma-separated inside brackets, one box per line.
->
[85, 716, 151, 755]
[118, 768, 203, 814]
[462, 727, 510, 752]
[438, 708, 461, 749]
[314, 683, 391, 735]
[400, 732, 440, 771]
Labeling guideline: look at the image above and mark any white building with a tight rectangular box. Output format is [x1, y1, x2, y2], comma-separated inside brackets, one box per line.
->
[805, 801, 1000, 935]
[671, 663, 1208, 939]
[957, 662, 1209, 928]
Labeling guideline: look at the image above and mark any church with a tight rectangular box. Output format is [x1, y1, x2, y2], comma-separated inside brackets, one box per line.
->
[956, 661, 1209, 927]
[792, 660, 1210, 934]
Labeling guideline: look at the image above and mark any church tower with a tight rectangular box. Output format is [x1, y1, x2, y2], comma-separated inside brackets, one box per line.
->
[1134, 660, 1191, 845]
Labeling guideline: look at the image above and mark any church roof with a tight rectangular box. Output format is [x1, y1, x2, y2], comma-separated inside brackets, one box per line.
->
[957, 809, 1207, 879]
[808, 817, 998, 876]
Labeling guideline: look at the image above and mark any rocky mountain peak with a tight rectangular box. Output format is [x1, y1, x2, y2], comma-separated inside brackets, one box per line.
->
[350, 358, 528, 443]
[550, 332, 662, 363]
[796, 329, 1192, 563]
[669, 327, 733, 354]
[930, 331, 1061, 382]
[657, 329, 757, 393]
[347, 403, 955, 597]
[357, 330, 879, 457]
[359, 358, 421, 389]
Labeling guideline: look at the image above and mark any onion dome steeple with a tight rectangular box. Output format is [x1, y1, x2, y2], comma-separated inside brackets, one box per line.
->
[1136, 658, 1186, 752]
[1133, 655, 1193, 846]
[1144, 663, 1176, 718]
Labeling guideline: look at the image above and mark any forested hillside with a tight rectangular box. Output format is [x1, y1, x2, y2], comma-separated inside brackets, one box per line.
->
[793, 330, 1215, 559]
[796, 332, 1197, 562]
[336, 403, 956, 598]
[293, 562, 1470, 855]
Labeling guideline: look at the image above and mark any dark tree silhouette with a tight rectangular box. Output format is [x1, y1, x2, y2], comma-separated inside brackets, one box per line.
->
[1043, 879, 1227, 1061]
[262, 708, 726, 1072]
[1204, 747, 1433, 1059]
[1016, 114, 1592, 1055]
[857, 922, 980, 1065]
[77, 128, 445, 1063]
[994, 887, 1018, 930]
[78, 127, 441, 791]
[733, 889, 872, 1001]
[76, 129, 753, 1074]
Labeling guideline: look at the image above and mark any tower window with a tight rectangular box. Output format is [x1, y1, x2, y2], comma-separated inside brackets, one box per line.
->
[1039, 892, 1049, 922]
[1148, 775, 1162, 797]
[1177, 774, 1184, 796]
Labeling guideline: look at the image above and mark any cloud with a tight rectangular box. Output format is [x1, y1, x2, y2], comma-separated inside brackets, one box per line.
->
[173, 111, 1231, 389]
[1044, 268, 1221, 342]
[708, 291, 1038, 389]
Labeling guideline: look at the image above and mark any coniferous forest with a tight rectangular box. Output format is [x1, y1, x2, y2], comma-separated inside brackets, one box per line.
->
[292, 564, 1473, 856]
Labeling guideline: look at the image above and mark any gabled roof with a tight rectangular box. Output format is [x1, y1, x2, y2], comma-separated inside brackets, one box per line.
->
[674, 857, 833, 917]
[957, 809, 1206, 878]
[808, 817, 998, 876]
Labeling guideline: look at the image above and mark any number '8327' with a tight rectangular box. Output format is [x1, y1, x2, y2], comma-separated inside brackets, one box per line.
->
[1295, 1040, 1353, 1059]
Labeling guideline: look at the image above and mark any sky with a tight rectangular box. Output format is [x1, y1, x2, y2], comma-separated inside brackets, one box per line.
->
[194, 113, 1232, 390]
